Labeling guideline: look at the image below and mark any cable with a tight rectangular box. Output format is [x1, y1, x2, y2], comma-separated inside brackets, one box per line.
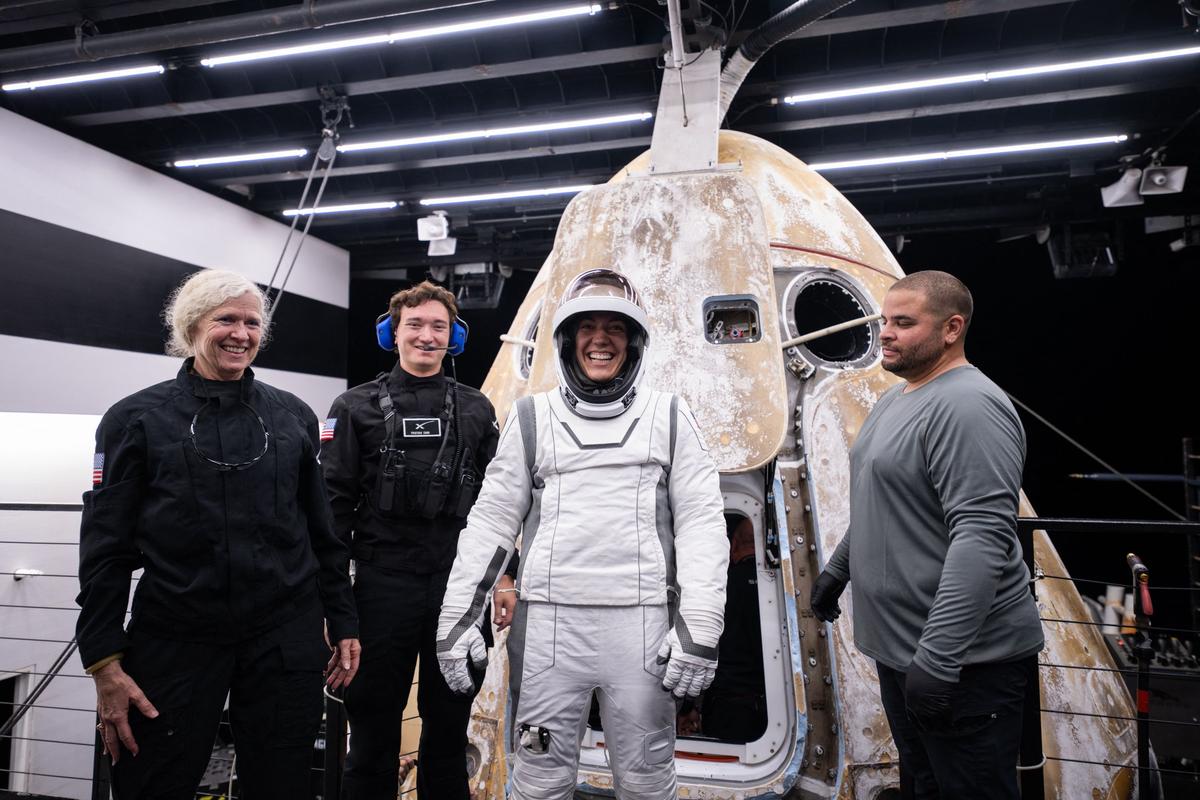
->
[1039, 660, 1200, 682]
[1040, 707, 1200, 728]
[1038, 573, 1200, 592]
[266, 88, 351, 319]
[1040, 617, 1200, 637]
[1004, 391, 1186, 521]
[1046, 755, 1197, 778]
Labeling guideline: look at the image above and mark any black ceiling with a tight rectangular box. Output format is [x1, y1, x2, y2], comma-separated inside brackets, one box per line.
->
[2, 0, 1198, 272]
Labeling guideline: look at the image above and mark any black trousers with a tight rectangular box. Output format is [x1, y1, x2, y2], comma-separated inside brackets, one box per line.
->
[876, 659, 1028, 800]
[111, 604, 328, 800]
[341, 564, 477, 800]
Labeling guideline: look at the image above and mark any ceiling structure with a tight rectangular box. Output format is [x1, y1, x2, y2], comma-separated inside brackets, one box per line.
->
[2, 0, 1198, 276]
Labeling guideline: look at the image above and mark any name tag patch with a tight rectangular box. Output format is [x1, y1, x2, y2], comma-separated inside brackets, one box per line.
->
[403, 417, 442, 438]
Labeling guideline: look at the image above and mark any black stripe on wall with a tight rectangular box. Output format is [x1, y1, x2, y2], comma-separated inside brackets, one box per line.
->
[0, 208, 346, 378]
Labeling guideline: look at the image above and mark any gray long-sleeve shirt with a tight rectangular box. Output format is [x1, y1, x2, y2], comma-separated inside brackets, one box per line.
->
[825, 365, 1043, 682]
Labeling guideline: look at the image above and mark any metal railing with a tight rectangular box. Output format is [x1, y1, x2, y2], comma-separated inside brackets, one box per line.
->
[7, 505, 1199, 799]
[1017, 516, 1200, 800]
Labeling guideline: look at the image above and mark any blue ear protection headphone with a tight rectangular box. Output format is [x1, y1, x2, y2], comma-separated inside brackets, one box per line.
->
[375, 313, 468, 357]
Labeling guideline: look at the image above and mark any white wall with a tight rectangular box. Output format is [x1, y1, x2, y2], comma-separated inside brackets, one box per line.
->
[0, 106, 352, 799]
[0, 335, 346, 421]
[0, 106, 348, 308]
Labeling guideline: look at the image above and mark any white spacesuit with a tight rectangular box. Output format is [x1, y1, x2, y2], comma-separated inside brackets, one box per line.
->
[436, 269, 728, 800]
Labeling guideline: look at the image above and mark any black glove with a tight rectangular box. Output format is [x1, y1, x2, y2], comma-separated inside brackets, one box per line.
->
[810, 571, 847, 623]
[904, 661, 957, 729]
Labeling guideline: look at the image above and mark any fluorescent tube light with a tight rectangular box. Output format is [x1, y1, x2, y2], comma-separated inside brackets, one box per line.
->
[987, 45, 1200, 80]
[3, 64, 164, 92]
[785, 73, 985, 104]
[202, 3, 602, 68]
[387, 4, 602, 44]
[283, 201, 399, 216]
[338, 111, 653, 153]
[808, 134, 1128, 172]
[783, 44, 1200, 105]
[172, 148, 308, 168]
[420, 184, 593, 206]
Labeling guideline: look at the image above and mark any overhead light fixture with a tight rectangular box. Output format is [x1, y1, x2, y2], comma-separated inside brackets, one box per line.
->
[809, 134, 1128, 172]
[338, 111, 652, 153]
[282, 200, 399, 216]
[201, 3, 602, 68]
[782, 44, 1200, 105]
[2, 64, 164, 92]
[172, 148, 308, 168]
[419, 184, 593, 206]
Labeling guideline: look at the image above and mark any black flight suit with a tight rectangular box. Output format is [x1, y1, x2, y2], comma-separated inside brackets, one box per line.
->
[321, 362, 498, 800]
[77, 360, 358, 799]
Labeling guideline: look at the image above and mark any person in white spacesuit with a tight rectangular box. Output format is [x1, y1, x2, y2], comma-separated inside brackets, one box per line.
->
[436, 268, 728, 799]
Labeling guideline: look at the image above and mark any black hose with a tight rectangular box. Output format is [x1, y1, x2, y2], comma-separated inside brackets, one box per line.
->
[737, 0, 857, 63]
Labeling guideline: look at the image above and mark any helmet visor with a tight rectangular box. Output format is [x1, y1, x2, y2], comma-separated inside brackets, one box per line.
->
[560, 268, 643, 309]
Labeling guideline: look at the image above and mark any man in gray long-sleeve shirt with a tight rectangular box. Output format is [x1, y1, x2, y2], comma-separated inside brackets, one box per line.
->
[811, 271, 1043, 800]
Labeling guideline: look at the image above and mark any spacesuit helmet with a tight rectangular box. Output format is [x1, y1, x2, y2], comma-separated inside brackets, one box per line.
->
[551, 268, 649, 419]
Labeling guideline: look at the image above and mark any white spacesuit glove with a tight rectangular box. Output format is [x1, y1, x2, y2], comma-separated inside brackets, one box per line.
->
[656, 611, 722, 698]
[436, 625, 488, 696]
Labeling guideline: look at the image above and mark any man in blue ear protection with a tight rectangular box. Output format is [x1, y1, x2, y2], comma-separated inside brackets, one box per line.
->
[321, 281, 499, 799]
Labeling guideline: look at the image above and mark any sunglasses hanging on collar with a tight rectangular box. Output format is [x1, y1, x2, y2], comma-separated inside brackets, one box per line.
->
[189, 400, 271, 472]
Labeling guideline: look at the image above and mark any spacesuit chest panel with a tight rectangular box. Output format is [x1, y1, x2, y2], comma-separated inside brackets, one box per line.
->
[519, 390, 675, 606]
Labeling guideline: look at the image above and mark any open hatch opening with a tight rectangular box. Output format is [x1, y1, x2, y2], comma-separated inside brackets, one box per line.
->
[787, 275, 877, 365]
[584, 512, 768, 745]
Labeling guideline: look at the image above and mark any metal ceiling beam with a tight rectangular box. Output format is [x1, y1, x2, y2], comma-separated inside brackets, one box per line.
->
[737, 32, 1198, 98]
[247, 168, 614, 219]
[0, 0, 493, 72]
[785, 0, 1073, 40]
[59, 0, 1080, 127]
[0, 0, 238, 37]
[209, 79, 1181, 188]
[215, 138, 651, 188]
[741, 77, 1197, 137]
[350, 243, 554, 270]
[148, 94, 658, 163]
[64, 44, 663, 126]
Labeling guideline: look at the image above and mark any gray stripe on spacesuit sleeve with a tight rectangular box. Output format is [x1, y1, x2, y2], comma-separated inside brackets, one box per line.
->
[669, 394, 678, 462]
[514, 395, 542, 590]
[675, 616, 718, 660]
[515, 483, 542, 589]
[655, 471, 675, 590]
[506, 599, 529, 741]
[438, 546, 509, 653]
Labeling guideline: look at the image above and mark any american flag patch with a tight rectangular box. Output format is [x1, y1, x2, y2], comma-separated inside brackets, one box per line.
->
[320, 418, 337, 442]
[92, 453, 105, 485]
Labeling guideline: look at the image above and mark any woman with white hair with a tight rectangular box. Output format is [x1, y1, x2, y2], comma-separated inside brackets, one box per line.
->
[76, 269, 360, 798]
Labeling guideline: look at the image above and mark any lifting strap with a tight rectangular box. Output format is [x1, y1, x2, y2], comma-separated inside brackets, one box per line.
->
[264, 87, 352, 318]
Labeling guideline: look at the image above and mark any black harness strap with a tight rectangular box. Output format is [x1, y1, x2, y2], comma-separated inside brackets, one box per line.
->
[375, 373, 458, 515]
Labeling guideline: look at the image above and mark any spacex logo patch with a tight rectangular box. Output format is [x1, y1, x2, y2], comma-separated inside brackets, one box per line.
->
[402, 417, 442, 438]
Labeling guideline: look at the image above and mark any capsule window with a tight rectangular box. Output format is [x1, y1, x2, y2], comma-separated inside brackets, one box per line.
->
[703, 295, 761, 344]
[786, 275, 877, 366]
[515, 301, 542, 380]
